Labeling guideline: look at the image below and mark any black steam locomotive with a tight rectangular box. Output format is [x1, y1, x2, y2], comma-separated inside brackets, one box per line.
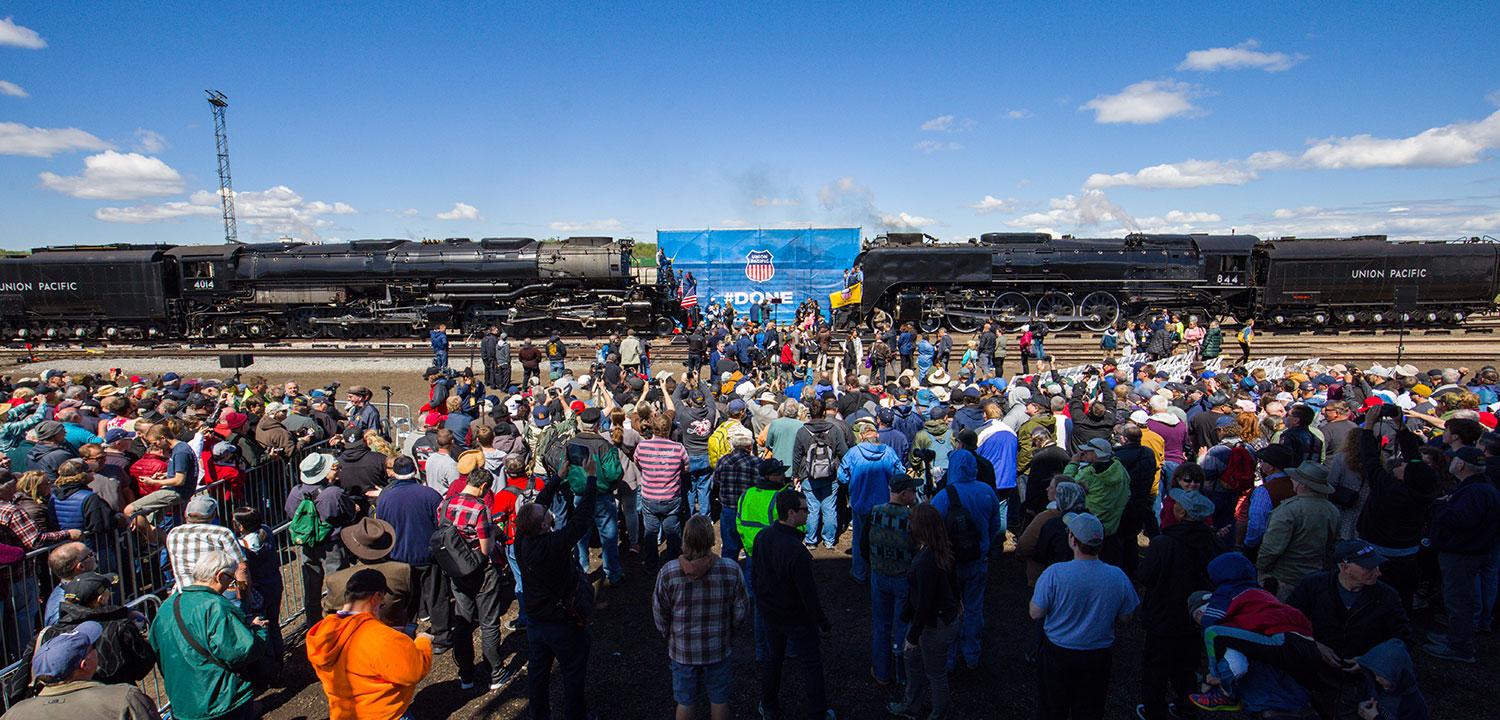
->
[0, 237, 686, 341]
[849, 232, 1500, 332]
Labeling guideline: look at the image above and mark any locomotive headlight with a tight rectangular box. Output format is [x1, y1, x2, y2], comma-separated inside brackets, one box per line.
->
[216, 325, 230, 336]
[15, 328, 27, 338]
[73, 327, 87, 338]
[45, 327, 58, 338]
[1273, 315, 1285, 325]
[147, 327, 161, 338]
[248, 323, 262, 335]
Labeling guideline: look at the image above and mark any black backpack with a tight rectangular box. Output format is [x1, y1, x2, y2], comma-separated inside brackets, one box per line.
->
[429, 502, 486, 581]
[943, 484, 983, 563]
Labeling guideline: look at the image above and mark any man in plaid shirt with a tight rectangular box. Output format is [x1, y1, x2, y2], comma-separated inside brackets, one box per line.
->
[711, 426, 760, 563]
[165, 495, 246, 593]
[653, 514, 748, 719]
[439, 467, 510, 691]
[0, 478, 83, 645]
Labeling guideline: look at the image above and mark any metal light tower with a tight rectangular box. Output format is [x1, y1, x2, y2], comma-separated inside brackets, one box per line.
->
[205, 90, 239, 244]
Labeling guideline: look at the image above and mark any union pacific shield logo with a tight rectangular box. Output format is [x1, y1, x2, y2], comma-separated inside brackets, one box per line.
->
[745, 249, 775, 283]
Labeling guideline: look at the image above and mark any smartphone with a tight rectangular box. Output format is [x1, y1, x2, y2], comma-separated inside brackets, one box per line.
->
[567, 443, 590, 466]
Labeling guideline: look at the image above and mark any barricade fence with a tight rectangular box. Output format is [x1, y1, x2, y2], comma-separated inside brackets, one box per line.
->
[0, 440, 336, 712]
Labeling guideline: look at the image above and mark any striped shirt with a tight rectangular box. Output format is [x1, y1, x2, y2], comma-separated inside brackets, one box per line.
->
[166, 522, 246, 591]
[637, 437, 688, 501]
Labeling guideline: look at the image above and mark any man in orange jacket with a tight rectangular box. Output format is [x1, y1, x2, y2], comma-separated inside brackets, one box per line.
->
[307, 569, 433, 720]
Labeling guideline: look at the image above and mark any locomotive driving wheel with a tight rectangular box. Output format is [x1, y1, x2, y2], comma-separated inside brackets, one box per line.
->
[1079, 291, 1120, 332]
[994, 292, 1030, 329]
[945, 300, 981, 333]
[1034, 291, 1075, 330]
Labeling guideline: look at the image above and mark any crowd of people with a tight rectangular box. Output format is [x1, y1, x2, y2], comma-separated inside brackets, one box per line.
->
[2, 307, 1497, 720]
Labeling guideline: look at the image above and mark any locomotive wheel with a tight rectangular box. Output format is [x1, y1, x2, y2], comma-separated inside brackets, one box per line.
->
[654, 316, 677, 336]
[994, 292, 1031, 329]
[1034, 292, 1075, 331]
[1079, 291, 1119, 332]
[946, 302, 981, 334]
[290, 310, 320, 338]
[917, 313, 942, 334]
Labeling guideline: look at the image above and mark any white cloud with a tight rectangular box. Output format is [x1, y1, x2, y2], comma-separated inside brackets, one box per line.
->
[1003, 109, 1032, 120]
[131, 129, 168, 154]
[96, 185, 357, 240]
[751, 196, 799, 207]
[549, 219, 624, 233]
[1178, 39, 1302, 72]
[1081, 80, 1201, 124]
[970, 195, 1017, 214]
[1387, 207, 1409, 213]
[0, 17, 45, 49]
[1245, 199, 1500, 241]
[718, 219, 750, 228]
[0, 122, 109, 157]
[1085, 159, 1258, 189]
[1135, 210, 1224, 234]
[39, 151, 184, 200]
[1007, 189, 1139, 232]
[0, 80, 27, 98]
[436, 202, 481, 221]
[920, 115, 955, 131]
[914, 139, 962, 153]
[880, 212, 937, 230]
[1297, 109, 1500, 169]
[400, 208, 419, 217]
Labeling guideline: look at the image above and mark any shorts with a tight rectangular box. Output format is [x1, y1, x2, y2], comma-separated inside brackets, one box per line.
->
[670, 657, 733, 706]
[133, 488, 185, 515]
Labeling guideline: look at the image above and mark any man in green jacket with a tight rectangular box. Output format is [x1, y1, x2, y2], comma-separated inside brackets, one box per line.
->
[736, 458, 799, 663]
[1257, 461, 1341, 600]
[1064, 438, 1131, 535]
[149, 548, 271, 720]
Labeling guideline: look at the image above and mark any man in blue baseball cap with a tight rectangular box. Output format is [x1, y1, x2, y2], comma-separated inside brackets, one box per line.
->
[5, 620, 160, 719]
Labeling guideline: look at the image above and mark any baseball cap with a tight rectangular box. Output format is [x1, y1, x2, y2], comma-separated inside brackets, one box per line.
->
[1448, 446, 1487, 467]
[1083, 437, 1113, 460]
[1334, 539, 1386, 569]
[32, 621, 103, 682]
[532, 405, 551, 427]
[1063, 512, 1105, 546]
[962, 386, 981, 399]
[161, 372, 180, 382]
[569, 400, 587, 415]
[888, 474, 920, 493]
[185, 494, 219, 518]
[877, 408, 894, 425]
[61, 571, 120, 605]
[423, 411, 444, 428]
[577, 407, 602, 425]
[104, 428, 136, 443]
[1168, 488, 1215, 521]
[727, 398, 748, 414]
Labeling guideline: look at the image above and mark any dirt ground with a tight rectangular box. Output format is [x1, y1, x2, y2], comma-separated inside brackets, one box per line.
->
[246, 531, 1496, 720]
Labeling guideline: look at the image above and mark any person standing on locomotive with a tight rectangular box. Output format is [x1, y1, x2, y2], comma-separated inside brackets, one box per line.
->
[430, 323, 450, 370]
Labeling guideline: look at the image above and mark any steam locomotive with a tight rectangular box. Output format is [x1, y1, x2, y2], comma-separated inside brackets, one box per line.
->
[0, 237, 686, 341]
[848, 232, 1500, 332]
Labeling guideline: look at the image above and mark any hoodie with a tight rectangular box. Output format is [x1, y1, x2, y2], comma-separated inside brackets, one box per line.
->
[1357, 639, 1429, 720]
[838, 441, 905, 515]
[1146, 412, 1187, 463]
[1064, 459, 1130, 534]
[1200, 552, 1312, 636]
[891, 405, 923, 443]
[306, 611, 433, 720]
[949, 405, 986, 437]
[930, 450, 1001, 556]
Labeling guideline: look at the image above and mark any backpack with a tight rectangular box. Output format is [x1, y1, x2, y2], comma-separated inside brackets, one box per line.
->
[288, 495, 334, 546]
[943, 484, 983, 563]
[1216, 443, 1258, 494]
[494, 477, 544, 541]
[707, 420, 738, 466]
[538, 422, 578, 478]
[565, 443, 624, 493]
[429, 504, 486, 581]
[803, 426, 836, 480]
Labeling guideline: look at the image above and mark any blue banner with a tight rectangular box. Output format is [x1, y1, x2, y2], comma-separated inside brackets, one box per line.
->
[657, 228, 861, 320]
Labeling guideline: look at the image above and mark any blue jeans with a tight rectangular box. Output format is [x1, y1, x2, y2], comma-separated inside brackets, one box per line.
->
[687, 454, 713, 517]
[803, 487, 837, 546]
[1162, 460, 1181, 487]
[948, 559, 988, 669]
[671, 657, 734, 706]
[505, 543, 526, 623]
[641, 496, 684, 565]
[871, 571, 910, 683]
[433, 349, 448, 369]
[1441, 551, 1487, 655]
[574, 492, 624, 583]
[549, 359, 565, 380]
[744, 562, 771, 661]
[1479, 544, 1500, 633]
[995, 496, 1009, 540]
[720, 507, 743, 563]
[849, 509, 871, 582]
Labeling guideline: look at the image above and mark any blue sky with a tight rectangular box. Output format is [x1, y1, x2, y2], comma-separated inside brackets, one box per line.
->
[1, 2, 1498, 248]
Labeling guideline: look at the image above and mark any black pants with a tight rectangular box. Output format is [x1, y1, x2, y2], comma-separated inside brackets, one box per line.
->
[299, 539, 346, 626]
[411, 563, 453, 647]
[527, 620, 590, 720]
[451, 564, 505, 681]
[1140, 632, 1199, 720]
[1238, 341, 1251, 364]
[761, 622, 828, 719]
[1037, 638, 1111, 719]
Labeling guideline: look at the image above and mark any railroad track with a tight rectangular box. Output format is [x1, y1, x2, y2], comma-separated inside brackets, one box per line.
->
[4, 322, 1498, 367]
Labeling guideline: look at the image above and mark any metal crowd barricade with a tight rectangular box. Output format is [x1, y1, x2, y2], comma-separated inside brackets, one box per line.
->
[0, 439, 333, 713]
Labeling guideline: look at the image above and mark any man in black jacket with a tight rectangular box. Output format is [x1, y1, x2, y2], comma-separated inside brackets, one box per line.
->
[42, 571, 156, 685]
[516, 462, 598, 720]
[480, 325, 501, 387]
[1136, 489, 1223, 720]
[1114, 424, 1161, 555]
[1287, 539, 1410, 657]
[754, 489, 835, 720]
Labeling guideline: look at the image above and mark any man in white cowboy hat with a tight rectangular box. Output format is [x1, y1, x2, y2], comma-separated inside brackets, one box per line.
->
[927, 367, 951, 387]
[285, 452, 355, 627]
[1256, 460, 1341, 600]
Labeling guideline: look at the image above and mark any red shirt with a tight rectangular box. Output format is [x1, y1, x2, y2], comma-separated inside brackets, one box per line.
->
[488, 474, 544, 546]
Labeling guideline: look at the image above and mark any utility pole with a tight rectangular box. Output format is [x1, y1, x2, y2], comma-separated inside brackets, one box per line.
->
[205, 90, 239, 244]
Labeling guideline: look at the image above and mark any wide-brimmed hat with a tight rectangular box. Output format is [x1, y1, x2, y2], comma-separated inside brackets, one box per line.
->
[456, 449, 487, 476]
[1287, 461, 1333, 494]
[927, 369, 951, 386]
[930, 386, 951, 403]
[341, 517, 398, 561]
[92, 385, 123, 399]
[299, 453, 333, 484]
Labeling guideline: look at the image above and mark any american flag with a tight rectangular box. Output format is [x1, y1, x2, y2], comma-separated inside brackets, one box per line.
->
[745, 249, 775, 283]
[680, 282, 697, 309]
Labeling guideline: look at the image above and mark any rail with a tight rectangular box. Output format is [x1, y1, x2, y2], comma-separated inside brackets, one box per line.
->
[0, 440, 335, 713]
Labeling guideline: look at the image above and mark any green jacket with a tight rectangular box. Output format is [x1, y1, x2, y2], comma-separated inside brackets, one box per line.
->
[1200, 327, 1223, 358]
[148, 585, 270, 720]
[1256, 493, 1340, 600]
[737, 485, 803, 555]
[1064, 459, 1131, 534]
[1016, 411, 1056, 474]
